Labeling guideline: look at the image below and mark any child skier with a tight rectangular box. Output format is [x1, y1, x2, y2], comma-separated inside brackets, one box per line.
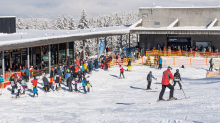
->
[146, 71, 157, 90]
[173, 69, 182, 90]
[81, 76, 87, 94]
[87, 81, 92, 93]
[31, 76, 38, 98]
[10, 76, 15, 94]
[74, 78, 79, 92]
[119, 65, 125, 79]
[16, 81, 22, 98]
[158, 66, 176, 101]
[20, 78, 27, 94]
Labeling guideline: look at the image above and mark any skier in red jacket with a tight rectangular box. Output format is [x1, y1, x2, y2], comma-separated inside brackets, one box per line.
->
[158, 66, 176, 101]
[119, 65, 125, 79]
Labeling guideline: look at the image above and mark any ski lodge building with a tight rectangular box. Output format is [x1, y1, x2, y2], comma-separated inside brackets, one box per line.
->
[1, 6, 220, 86]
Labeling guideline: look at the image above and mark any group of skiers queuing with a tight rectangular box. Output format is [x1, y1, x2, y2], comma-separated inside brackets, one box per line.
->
[9, 58, 97, 98]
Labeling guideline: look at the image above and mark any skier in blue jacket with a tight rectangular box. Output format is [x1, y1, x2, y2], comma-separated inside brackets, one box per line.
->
[81, 77, 87, 94]
[158, 56, 163, 69]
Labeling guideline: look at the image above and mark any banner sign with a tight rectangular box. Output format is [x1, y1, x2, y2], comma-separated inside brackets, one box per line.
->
[99, 42, 104, 58]
[206, 70, 220, 78]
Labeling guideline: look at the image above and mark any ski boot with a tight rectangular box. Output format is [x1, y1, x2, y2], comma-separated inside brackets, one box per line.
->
[167, 97, 177, 101]
[157, 99, 165, 102]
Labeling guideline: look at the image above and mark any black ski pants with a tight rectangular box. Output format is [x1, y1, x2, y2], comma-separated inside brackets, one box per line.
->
[173, 80, 182, 89]
[147, 80, 152, 89]
[159, 64, 162, 69]
[159, 84, 174, 100]
[120, 72, 124, 78]
[209, 64, 213, 71]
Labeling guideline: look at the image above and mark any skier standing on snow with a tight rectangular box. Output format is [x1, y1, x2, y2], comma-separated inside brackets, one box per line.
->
[67, 74, 73, 92]
[173, 69, 182, 90]
[209, 58, 214, 71]
[53, 73, 60, 91]
[146, 71, 157, 90]
[31, 76, 38, 98]
[42, 74, 50, 92]
[158, 56, 162, 69]
[10, 77, 15, 94]
[16, 81, 22, 98]
[159, 66, 176, 101]
[119, 65, 125, 79]
[82, 76, 87, 94]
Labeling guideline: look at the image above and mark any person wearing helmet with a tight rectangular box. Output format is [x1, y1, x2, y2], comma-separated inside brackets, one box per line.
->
[158, 66, 176, 101]
[146, 71, 157, 90]
[173, 69, 182, 90]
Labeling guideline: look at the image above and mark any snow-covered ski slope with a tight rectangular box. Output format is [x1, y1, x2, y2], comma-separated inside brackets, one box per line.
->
[0, 65, 220, 123]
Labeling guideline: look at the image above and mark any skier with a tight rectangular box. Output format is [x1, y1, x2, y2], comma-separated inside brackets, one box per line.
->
[87, 81, 92, 93]
[50, 68, 54, 89]
[209, 58, 214, 71]
[159, 56, 162, 69]
[82, 76, 87, 94]
[53, 73, 60, 91]
[158, 66, 176, 101]
[10, 76, 15, 94]
[78, 69, 82, 83]
[31, 76, 38, 98]
[146, 71, 157, 90]
[24, 67, 30, 82]
[16, 81, 22, 98]
[67, 74, 73, 92]
[74, 78, 79, 92]
[173, 69, 182, 90]
[119, 65, 125, 79]
[127, 59, 131, 71]
[42, 74, 50, 92]
[20, 78, 27, 94]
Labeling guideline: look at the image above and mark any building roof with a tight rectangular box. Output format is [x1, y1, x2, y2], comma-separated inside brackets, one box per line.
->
[0, 26, 129, 50]
[139, 6, 220, 9]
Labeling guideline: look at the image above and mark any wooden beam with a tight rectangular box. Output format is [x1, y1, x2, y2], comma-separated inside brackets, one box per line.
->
[31, 47, 32, 66]
[9, 50, 11, 69]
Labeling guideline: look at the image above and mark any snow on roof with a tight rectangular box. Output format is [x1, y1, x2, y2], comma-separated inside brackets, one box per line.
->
[0, 16, 16, 18]
[0, 26, 129, 50]
[140, 6, 220, 9]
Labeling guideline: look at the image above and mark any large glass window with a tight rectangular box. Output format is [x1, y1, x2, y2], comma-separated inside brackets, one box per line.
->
[59, 43, 66, 64]
[11, 49, 21, 71]
[51, 44, 58, 65]
[69, 42, 73, 61]
[41, 45, 49, 68]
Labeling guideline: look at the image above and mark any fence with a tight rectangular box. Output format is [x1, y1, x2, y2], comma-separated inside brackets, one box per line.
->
[146, 50, 220, 58]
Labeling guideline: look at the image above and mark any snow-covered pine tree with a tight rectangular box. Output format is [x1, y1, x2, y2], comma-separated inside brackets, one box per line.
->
[57, 15, 64, 30]
[69, 17, 77, 30]
[63, 15, 69, 30]
[78, 10, 89, 29]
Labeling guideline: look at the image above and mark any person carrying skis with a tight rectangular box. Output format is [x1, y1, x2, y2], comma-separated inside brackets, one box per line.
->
[209, 58, 214, 71]
[119, 65, 125, 79]
[159, 66, 176, 101]
[146, 71, 157, 90]
[173, 69, 182, 90]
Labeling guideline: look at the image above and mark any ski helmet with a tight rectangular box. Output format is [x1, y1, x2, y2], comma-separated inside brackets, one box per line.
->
[176, 69, 179, 72]
[168, 66, 172, 70]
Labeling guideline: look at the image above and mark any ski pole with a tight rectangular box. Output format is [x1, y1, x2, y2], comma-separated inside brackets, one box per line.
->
[181, 88, 187, 98]
[181, 80, 189, 89]
[155, 79, 158, 89]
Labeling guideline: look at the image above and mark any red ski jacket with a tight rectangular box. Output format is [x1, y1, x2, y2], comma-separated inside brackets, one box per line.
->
[162, 69, 174, 85]
[31, 79, 38, 86]
[120, 67, 124, 72]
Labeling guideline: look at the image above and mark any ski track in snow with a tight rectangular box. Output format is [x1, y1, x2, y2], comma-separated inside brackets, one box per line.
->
[0, 65, 220, 123]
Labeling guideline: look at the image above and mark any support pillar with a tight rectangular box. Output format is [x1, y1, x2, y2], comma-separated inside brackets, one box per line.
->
[83, 40, 85, 59]
[57, 44, 59, 65]
[97, 38, 99, 59]
[31, 47, 32, 66]
[27, 47, 30, 69]
[49, 44, 51, 74]
[40, 47, 42, 69]
[120, 35, 122, 49]
[9, 50, 11, 69]
[66, 42, 69, 63]
[20, 49, 22, 65]
[2, 51, 4, 81]
[129, 33, 130, 53]
[105, 37, 107, 56]
[73, 41, 74, 62]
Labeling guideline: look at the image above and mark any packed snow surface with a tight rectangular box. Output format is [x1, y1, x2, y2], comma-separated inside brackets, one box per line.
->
[0, 65, 220, 123]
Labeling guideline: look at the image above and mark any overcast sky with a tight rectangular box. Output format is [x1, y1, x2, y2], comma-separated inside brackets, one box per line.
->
[1, 0, 220, 19]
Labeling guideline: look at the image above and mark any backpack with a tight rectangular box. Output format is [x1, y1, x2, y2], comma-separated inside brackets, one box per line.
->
[147, 74, 150, 81]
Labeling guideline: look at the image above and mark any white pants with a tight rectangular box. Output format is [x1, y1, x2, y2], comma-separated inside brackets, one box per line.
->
[53, 83, 59, 91]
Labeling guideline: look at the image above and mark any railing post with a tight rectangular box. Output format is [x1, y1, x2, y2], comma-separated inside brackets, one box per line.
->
[206, 58, 208, 66]
[190, 57, 192, 66]
[142, 57, 143, 65]
[173, 57, 175, 66]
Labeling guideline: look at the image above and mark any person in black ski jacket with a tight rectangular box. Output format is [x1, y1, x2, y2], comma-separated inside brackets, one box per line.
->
[67, 74, 73, 92]
[173, 69, 182, 90]
[42, 74, 50, 92]
[146, 71, 157, 90]
[78, 70, 82, 83]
